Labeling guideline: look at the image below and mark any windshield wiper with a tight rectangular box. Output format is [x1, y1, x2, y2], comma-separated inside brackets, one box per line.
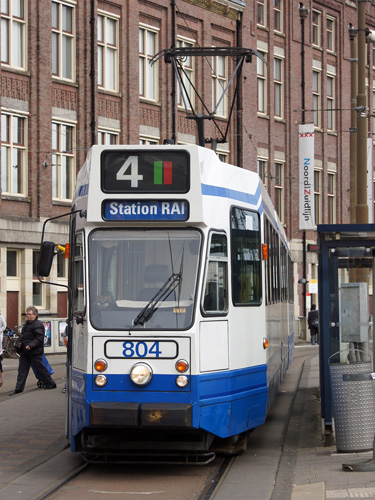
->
[132, 273, 182, 327]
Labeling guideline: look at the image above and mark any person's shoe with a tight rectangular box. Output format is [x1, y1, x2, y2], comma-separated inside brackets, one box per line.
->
[9, 390, 22, 396]
[44, 384, 57, 390]
[61, 387, 66, 393]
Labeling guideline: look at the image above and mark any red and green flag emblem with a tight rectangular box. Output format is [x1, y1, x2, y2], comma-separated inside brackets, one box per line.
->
[154, 161, 172, 185]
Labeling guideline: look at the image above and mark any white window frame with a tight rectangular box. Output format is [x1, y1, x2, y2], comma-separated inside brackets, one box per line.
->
[212, 52, 228, 118]
[274, 56, 284, 119]
[1, 0, 27, 70]
[327, 16, 335, 53]
[327, 170, 336, 224]
[257, 157, 268, 189]
[6, 249, 19, 277]
[312, 67, 321, 129]
[327, 70, 336, 132]
[274, 161, 284, 223]
[176, 36, 195, 111]
[257, 49, 267, 115]
[273, 0, 283, 34]
[257, 0, 266, 28]
[52, 120, 76, 202]
[33, 250, 46, 308]
[98, 128, 119, 145]
[312, 10, 322, 48]
[97, 10, 119, 92]
[139, 24, 159, 102]
[140, 135, 160, 145]
[1, 111, 28, 196]
[314, 168, 322, 225]
[52, 0, 75, 81]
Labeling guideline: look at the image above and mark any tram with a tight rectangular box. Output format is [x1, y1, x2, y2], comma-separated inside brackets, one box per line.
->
[39, 144, 294, 462]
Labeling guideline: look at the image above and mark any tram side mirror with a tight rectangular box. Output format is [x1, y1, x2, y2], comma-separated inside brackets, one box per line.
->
[38, 241, 56, 277]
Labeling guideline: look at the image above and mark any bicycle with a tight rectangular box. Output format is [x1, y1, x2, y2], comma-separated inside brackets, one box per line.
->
[2, 327, 21, 359]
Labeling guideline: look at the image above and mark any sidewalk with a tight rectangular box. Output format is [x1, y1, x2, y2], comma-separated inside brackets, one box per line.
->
[2, 348, 375, 500]
[290, 348, 375, 500]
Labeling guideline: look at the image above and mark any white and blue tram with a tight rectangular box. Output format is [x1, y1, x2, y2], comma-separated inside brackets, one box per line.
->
[40, 144, 294, 460]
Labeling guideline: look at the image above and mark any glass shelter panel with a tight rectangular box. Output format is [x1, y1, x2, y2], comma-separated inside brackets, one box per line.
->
[328, 246, 374, 364]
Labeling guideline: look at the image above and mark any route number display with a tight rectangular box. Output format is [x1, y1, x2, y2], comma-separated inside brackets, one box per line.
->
[101, 150, 190, 193]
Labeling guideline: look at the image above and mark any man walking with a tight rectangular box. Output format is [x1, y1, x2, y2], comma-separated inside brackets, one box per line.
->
[9, 306, 56, 395]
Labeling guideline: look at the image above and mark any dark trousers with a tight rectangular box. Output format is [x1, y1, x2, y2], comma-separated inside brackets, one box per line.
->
[16, 353, 55, 392]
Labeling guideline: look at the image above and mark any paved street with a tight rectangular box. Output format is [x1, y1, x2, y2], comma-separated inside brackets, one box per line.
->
[1, 347, 375, 500]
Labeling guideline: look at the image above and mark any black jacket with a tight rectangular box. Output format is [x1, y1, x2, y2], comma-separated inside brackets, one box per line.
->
[307, 310, 319, 333]
[21, 318, 45, 356]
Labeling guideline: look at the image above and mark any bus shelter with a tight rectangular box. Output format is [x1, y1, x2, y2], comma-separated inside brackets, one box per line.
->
[318, 224, 375, 445]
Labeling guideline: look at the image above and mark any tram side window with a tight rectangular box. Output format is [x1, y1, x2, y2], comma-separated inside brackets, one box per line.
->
[231, 208, 261, 305]
[73, 233, 85, 313]
[203, 233, 228, 314]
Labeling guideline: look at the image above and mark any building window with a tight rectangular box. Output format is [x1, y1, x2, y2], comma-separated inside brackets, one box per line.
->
[328, 172, 336, 223]
[33, 251, 44, 307]
[212, 53, 228, 118]
[140, 136, 159, 145]
[217, 148, 229, 163]
[274, 0, 283, 33]
[97, 11, 118, 92]
[314, 169, 321, 225]
[312, 69, 321, 128]
[257, 0, 266, 27]
[98, 129, 119, 145]
[274, 162, 284, 223]
[7, 250, 18, 276]
[176, 37, 195, 110]
[274, 57, 283, 118]
[57, 252, 67, 278]
[327, 74, 335, 131]
[139, 25, 158, 102]
[312, 10, 321, 48]
[52, 121, 75, 201]
[327, 17, 335, 52]
[1, 0, 26, 69]
[258, 159, 268, 188]
[1, 113, 27, 196]
[257, 51, 267, 114]
[52, 0, 75, 81]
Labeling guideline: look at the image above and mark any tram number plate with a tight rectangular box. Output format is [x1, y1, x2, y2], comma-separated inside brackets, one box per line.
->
[105, 340, 178, 359]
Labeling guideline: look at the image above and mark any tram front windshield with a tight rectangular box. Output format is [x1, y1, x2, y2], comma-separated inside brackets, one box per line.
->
[89, 229, 201, 330]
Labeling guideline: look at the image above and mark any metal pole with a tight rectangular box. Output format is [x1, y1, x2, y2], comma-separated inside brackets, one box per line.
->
[356, 0, 368, 224]
[349, 25, 358, 224]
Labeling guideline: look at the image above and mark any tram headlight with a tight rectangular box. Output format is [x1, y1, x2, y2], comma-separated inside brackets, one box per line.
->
[176, 359, 189, 373]
[176, 375, 189, 388]
[94, 374, 108, 387]
[94, 359, 108, 372]
[130, 363, 153, 386]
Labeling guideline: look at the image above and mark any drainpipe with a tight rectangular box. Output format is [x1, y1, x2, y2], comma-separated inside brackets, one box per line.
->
[171, 0, 176, 144]
[299, 4, 309, 318]
[90, 0, 96, 146]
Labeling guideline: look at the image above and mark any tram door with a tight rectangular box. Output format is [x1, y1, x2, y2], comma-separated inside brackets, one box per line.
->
[318, 229, 375, 429]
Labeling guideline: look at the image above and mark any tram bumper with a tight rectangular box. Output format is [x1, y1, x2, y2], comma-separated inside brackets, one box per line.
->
[90, 402, 193, 428]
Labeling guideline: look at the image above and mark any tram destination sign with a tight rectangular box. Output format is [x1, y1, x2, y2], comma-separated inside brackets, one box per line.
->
[103, 200, 189, 221]
[101, 150, 190, 193]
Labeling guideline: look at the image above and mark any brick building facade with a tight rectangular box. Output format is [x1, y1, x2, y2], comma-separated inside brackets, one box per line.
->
[0, 0, 374, 328]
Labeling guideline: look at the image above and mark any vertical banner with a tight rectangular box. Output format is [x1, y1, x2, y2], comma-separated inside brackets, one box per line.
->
[367, 138, 373, 223]
[299, 124, 315, 230]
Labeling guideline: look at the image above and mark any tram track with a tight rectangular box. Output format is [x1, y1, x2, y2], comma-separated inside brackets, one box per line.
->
[37, 452, 234, 500]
